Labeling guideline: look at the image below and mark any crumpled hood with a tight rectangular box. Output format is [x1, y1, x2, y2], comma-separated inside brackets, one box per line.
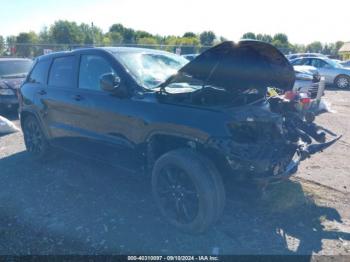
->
[176, 40, 295, 93]
[0, 78, 25, 90]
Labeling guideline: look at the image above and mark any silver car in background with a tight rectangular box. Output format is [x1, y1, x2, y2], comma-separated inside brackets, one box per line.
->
[341, 60, 350, 68]
[291, 57, 350, 89]
[286, 53, 327, 61]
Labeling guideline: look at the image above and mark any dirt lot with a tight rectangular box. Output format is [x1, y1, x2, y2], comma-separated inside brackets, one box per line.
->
[0, 90, 349, 256]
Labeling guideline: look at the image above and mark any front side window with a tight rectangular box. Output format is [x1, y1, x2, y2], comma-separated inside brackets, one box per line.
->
[79, 55, 117, 91]
[48, 56, 76, 88]
[28, 59, 51, 84]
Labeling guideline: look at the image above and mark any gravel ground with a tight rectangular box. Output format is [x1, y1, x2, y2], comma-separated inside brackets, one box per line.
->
[0, 90, 349, 256]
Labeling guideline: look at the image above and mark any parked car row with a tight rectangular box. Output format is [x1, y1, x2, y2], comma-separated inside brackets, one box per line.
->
[290, 56, 350, 89]
[0, 58, 33, 110]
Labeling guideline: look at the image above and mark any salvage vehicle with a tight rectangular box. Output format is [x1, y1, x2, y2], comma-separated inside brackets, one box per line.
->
[19, 41, 339, 233]
[0, 58, 33, 111]
[291, 56, 350, 89]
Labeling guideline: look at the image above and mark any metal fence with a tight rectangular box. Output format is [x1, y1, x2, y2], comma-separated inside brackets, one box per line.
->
[2, 42, 299, 59]
[2, 43, 213, 58]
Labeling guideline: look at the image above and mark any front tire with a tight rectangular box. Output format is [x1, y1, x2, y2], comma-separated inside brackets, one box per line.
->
[22, 115, 50, 159]
[334, 75, 350, 89]
[152, 148, 225, 233]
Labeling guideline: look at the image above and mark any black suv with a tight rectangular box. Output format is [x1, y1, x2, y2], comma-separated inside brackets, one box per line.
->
[0, 58, 33, 111]
[19, 41, 338, 233]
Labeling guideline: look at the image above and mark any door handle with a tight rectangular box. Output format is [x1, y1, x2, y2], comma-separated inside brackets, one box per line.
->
[72, 94, 83, 101]
[38, 89, 46, 95]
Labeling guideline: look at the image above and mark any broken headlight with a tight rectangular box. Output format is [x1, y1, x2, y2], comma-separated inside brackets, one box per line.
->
[228, 121, 283, 144]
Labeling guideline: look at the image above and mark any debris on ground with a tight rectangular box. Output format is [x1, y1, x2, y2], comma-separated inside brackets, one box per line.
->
[0, 115, 20, 135]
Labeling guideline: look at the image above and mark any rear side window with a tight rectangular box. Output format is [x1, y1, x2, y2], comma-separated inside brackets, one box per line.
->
[48, 56, 76, 88]
[28, 60, 51, 84]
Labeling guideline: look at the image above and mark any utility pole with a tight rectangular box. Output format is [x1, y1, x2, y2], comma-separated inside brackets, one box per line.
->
[91, 22, 94, 46]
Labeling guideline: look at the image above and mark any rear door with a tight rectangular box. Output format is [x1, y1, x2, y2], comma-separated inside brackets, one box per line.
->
[39, 55, 82, 147]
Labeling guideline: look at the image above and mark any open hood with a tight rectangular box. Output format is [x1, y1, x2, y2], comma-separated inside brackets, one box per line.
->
[171, 40, 295, 94]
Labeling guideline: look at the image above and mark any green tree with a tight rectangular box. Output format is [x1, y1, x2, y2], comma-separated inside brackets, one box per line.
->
[272, 33, 290, 51]
[16, 31, 38, 57]
[164, 36, 200, 53]
[273, 33, 288, 44]
[79, 23, 103, 45]
[335, 41, 344, 51]
[50, 20, 84, 45]
[306, 41, 323, 53]
[257, 34, 272, 43]
[241, 32, 256, 40]
[38, 26, 51, 44]
[107, 32, 123, 45]
[136, 30, 153, 40]
[0, 35, 4, 55]
[199, 31, 216, 46]
[137, 37, 158, 48]
[183, 32, 196, 38]
[122, 28, 136, 44]
[292, 44, 306, 53]
[109, 23, 135, 44]
[109, 23, 125, 34]
[6, 36, 16, 56]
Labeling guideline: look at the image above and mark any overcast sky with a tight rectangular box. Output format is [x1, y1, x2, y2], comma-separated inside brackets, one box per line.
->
[0, 0, 349, 44]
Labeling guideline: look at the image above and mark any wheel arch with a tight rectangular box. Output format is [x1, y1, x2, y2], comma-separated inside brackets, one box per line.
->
[334, 74, 350, 86]
[20, 109, 50, 139]
[145, 132, 229, 175]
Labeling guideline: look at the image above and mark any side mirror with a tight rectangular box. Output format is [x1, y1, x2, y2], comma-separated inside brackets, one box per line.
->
[100, 73, 121, 92]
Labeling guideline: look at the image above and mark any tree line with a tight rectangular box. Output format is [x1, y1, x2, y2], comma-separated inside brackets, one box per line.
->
[0, 20, 345, 57]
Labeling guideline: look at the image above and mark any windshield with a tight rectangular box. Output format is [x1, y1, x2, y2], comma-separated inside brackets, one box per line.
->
[114, 51, 188, 89]
[326, 59, 343, 69]
[0, 60, 33, 78]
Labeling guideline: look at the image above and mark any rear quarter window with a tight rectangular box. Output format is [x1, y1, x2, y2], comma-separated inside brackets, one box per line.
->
[28, 59, 51, 84]
[48, 56, 76, 88]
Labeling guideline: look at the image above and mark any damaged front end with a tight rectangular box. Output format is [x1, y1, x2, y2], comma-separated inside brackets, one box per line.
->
[207, 99, 340, 183]
[158, 40, 340, 183]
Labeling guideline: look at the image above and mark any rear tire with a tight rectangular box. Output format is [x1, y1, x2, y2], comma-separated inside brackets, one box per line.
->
[22, 115, 50, 160]
[334, 75, 350, 89]
[152, 148, 225, 233]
